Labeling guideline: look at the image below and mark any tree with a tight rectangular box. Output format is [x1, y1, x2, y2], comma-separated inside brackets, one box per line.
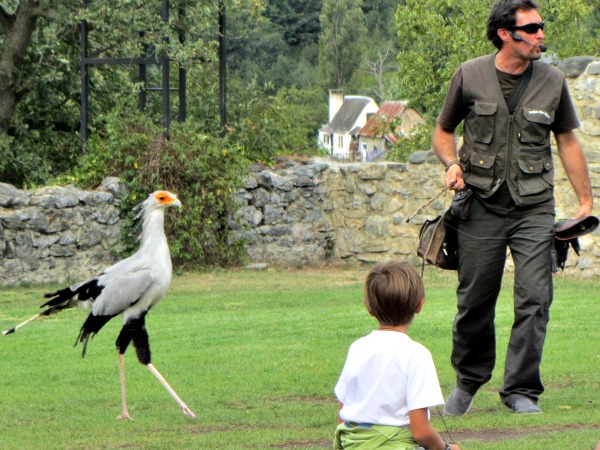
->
[544, 0, 600, 57]
[0, 0, 262, 187]
[394, 0, 492, 121]
[0, 1, 54, 133]
[394, 0, 600, 123]
[318, 0, 367, 88]
[264, 0, 321, 47]
[362, 0, 398, 42]
[361, 42, 396, 102]
[0, 1, 81, 185]
[227, 0, 321, 90]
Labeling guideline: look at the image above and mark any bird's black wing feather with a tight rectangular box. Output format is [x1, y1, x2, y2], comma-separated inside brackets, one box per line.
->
[41, 278, 104, 314]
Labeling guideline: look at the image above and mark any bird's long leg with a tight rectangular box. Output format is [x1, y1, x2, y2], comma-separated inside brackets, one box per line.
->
[127, 316, 196, 419]
[117, 353, 133, 420]
[2, 313, 43, 335]
[116, 326, 134, 420]
[146, 363, 197, 419]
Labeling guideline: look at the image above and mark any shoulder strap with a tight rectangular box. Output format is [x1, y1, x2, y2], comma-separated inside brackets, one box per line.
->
[506, 62, 533, 114]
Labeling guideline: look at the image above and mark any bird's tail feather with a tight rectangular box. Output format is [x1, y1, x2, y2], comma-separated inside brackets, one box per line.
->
[75, 313, 114, 357]
[2, 313, 42, 335]
[2, 305, 66, 335]
[4, 279, 104, 337]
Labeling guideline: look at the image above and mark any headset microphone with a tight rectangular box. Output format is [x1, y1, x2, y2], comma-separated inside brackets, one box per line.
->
[511, 33, 547, 52]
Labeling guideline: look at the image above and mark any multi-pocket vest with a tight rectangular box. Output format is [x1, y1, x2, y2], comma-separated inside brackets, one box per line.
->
[458, 54, 564, 206]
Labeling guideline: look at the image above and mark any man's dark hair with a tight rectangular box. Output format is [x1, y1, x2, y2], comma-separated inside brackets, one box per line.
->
[487, 0, 540, 49]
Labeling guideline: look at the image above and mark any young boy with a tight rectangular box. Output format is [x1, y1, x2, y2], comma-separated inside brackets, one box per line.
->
[334, 260, 460, 450]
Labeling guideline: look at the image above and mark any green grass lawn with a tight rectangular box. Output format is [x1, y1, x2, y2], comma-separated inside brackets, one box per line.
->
[1, 267, 598, 449]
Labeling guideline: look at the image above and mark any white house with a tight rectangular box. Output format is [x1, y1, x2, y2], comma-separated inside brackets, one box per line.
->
[318, 90, 378, 160]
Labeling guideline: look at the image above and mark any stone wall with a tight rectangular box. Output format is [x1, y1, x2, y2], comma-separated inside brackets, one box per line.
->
[230, 158, 444, 268]
[232, 152, 599, 275]
[0, 179, 125, 286]
[1, 58, 599, 285]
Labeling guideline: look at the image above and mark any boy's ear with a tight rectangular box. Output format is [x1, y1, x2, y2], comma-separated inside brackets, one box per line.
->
[415, 298, 425, 314]
[364, 300, 375, 317]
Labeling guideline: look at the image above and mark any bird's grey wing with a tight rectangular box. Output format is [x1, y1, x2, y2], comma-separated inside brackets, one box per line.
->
[92, 268, 155, 317]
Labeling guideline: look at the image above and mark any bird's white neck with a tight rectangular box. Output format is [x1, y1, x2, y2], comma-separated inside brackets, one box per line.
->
[139, 208, 168, 252]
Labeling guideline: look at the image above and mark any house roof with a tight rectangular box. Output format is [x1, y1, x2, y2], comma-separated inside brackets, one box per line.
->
[357, 101, 407, 144]
[328, 97, 372, 133]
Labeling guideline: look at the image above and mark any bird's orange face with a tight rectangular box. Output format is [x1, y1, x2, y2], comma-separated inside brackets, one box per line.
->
[154, 191, 182, 208]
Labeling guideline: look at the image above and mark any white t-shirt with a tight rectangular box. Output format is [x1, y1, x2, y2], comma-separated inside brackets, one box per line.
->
[334, 330, 444, 427]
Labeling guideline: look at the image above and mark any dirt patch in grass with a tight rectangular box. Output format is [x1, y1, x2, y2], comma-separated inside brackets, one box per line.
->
[269, 440, 332, 448]
[266, 424, 600, 448]
[447, 423, 600, 443]
[269, 396, 338, 403]
[190, 424, 264, 434]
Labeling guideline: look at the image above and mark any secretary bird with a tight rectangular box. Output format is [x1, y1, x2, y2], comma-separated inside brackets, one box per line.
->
[2, 190, 196, 420]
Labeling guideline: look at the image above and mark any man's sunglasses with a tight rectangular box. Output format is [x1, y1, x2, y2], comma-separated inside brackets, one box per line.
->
[512, 22, 545, 34]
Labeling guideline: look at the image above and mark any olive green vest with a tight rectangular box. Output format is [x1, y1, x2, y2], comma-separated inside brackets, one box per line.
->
[458, 54, 564, 206]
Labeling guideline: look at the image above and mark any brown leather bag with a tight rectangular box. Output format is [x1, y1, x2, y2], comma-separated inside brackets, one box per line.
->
[552, 215, 599, 271]
[417, 209, 458, 270]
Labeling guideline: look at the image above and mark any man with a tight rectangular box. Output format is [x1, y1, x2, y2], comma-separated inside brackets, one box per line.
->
[432, 0, 593, 415]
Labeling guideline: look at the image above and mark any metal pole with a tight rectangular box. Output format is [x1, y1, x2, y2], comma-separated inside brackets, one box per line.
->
[178, 65, 186, 123]
[139, 40, 147, 112]
[161, 0, 170, 131]
[80, 0, 90, 148]
[178, 4, 186, 122]
[219, 2, 227, 132]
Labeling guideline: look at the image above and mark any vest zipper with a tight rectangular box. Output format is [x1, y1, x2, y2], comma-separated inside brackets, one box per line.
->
[502, 114, 516, 193]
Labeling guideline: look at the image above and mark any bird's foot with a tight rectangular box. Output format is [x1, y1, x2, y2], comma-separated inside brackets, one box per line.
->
[182, 406, 197, 419]
[117, 412, 133, 420]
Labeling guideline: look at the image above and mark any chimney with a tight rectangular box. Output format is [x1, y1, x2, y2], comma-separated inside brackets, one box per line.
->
[329, 89, 344, 123]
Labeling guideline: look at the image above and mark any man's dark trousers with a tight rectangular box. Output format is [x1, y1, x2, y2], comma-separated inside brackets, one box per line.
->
[452, 197, 554, 406]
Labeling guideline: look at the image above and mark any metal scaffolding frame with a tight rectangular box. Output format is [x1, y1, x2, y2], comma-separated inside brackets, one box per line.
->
[79, 0, 187, 144]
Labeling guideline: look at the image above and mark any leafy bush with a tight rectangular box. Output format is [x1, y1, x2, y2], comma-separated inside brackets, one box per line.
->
[0, 105, 80, 189]
[386, 124, 433, 162]
[226, 80, 328, 163]
[59, 107, 249, 269]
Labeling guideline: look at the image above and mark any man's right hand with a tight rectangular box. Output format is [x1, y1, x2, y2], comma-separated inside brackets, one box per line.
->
[445, 164, 465, 191]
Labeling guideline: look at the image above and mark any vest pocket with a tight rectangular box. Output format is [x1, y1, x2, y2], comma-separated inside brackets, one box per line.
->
[460, 145, 496, 190]
[471, 100, 498, 144]
[518, 107, 554, 145]
[517, 146, 554, 195]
